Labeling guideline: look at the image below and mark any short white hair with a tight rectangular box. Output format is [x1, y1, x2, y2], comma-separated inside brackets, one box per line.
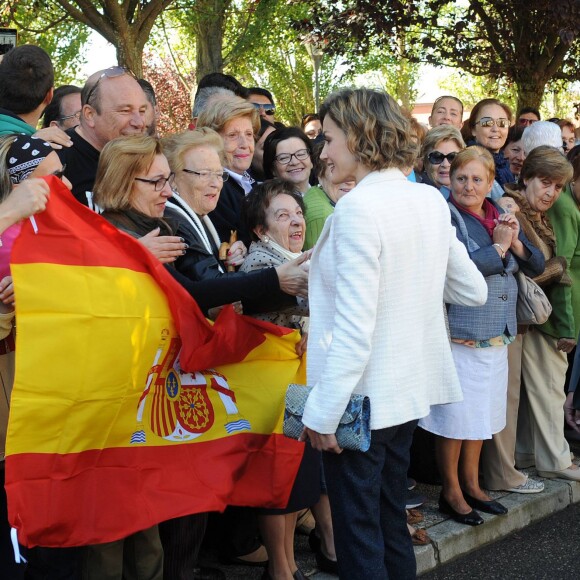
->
[522, 121, 563, 155]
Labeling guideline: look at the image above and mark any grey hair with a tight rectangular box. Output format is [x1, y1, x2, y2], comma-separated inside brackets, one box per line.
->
[522, 121, 563, 155]
[192, 86, 235, 118]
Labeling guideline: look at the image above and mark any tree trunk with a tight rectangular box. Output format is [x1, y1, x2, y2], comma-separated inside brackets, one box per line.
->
[515, 78, 547, 113]
[116, 35, 145, 78]
[193, 0, 227, 82]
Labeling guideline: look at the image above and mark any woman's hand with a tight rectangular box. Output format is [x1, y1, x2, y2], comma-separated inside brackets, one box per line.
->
[492, 222, 513, 250]
[0, 276, 14, 307]
[564, 392, 580, 432]
[497, 213, 520, 240]
[225, 240, 247, 267]
[299, 427, 343, 454]
[275, 253, 309, 298]
[139, 228, 187, 263]
[557, 337, 577, 353]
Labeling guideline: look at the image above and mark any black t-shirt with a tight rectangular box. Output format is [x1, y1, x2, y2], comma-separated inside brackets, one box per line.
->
[57, 128, 100, 208]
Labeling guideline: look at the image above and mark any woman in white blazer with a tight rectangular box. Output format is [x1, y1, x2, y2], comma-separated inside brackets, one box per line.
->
[300, 88, 488, 580]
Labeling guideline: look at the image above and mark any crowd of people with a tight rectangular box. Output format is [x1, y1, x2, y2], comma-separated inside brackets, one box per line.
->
[0, 42, 579, 580]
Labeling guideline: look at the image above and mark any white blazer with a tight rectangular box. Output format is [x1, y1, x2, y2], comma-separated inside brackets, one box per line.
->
[302, 169, 487, 433]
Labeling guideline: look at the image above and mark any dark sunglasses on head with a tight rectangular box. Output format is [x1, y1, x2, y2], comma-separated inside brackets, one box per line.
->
[251, 102, 276, 115]
[84, 66, 134, 106]
[427, 151, 457, 165]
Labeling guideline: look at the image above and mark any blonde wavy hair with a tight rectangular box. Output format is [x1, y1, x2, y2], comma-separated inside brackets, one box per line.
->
[93, 135, 163, 211]
[196, 95, 260, 136]
[162, 127, 225, 174]
[319, 88, 419, 171]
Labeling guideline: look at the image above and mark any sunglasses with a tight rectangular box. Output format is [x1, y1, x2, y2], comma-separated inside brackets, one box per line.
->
[518, 118, 538, 127]
[251, 102, 276, 116]
[84, 66, 133, 106]
[475, 117, 510, 128]
[428, 151, 457, 165]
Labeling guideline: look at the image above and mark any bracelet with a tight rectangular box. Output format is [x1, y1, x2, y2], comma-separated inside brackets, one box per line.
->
[492, 243, 506, 259]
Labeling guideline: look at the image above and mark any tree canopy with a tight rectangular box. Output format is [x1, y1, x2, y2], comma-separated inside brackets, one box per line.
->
[298, 0, 580, 110]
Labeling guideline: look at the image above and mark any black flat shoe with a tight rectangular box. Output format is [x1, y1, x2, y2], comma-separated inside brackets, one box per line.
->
[315, 548, 339, 574]
[463, 492, 508, 515]
[438, 494, 484, 526]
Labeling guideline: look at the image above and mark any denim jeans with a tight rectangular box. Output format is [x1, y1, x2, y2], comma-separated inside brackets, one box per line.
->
[323, 420, 418, 580]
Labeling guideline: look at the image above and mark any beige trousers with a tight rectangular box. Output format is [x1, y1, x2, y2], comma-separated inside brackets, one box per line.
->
[481, 335, 527, 489]
[515, 329, 571, 472]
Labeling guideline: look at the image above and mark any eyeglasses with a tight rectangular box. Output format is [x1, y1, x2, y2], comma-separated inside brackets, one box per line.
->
[134, 173, 175, 191]
[475, 117, 510, 128]
[275, 148, 310, 165]
[428, 151, 458, 165]
[251, 103, 276, 116]
[84, 66, 132, 106]
[51, 164, 67, 179]
[58, 110, 81, 123]
[182, 169, 229, 182]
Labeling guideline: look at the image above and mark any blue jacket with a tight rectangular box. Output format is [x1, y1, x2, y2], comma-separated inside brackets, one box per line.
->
[447, 202, 545, 341]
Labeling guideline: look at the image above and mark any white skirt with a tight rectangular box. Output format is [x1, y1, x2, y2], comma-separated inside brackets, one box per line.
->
[419, 342, 508, 440]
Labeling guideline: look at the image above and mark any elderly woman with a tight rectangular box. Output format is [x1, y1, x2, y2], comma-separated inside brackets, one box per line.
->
[263, 127, 314, 196]
[465, 98, 515, 197]
[498, 146, 580, 483]
[557, 119, 576, 153]
[196, 96, 260, 244]
[240, 179, 318, 580]
[420, 125, 466, 198]
[420, 147, 544, 523]
[299, 88, 487, 579]
[303, 143, 355, 250]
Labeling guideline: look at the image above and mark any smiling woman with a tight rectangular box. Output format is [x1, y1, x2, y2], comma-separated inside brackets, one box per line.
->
[263, 127, 314, 195]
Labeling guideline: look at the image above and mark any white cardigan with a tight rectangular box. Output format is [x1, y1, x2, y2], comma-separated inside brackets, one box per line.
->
[302, 169, 487, 433]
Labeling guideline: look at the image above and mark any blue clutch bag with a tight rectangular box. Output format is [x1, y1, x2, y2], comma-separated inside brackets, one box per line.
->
[283, 383, 371, 452]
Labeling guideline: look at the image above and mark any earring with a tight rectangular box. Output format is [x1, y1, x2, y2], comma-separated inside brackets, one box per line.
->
[263, 235, 270, 243]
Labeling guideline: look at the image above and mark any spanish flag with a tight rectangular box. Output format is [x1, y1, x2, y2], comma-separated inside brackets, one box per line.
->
[5, 177, 305, 548]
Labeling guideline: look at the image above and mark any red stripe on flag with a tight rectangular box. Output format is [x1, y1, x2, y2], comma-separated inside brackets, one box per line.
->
[6, 434, 304, 548]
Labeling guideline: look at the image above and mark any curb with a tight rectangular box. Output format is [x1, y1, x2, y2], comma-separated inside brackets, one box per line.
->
[303, 479, 580, 579]
[416, 478, 580, 575]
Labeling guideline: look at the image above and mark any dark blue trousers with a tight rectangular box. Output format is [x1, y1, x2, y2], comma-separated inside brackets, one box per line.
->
[323, 420, 418, 580]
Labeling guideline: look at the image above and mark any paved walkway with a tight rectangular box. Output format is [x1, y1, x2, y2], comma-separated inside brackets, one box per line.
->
[204, 440, 580, 578]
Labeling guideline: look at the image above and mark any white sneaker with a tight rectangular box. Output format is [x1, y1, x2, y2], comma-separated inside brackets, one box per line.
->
[538, 465, 580, 482]
[505, 478, 544, 494]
